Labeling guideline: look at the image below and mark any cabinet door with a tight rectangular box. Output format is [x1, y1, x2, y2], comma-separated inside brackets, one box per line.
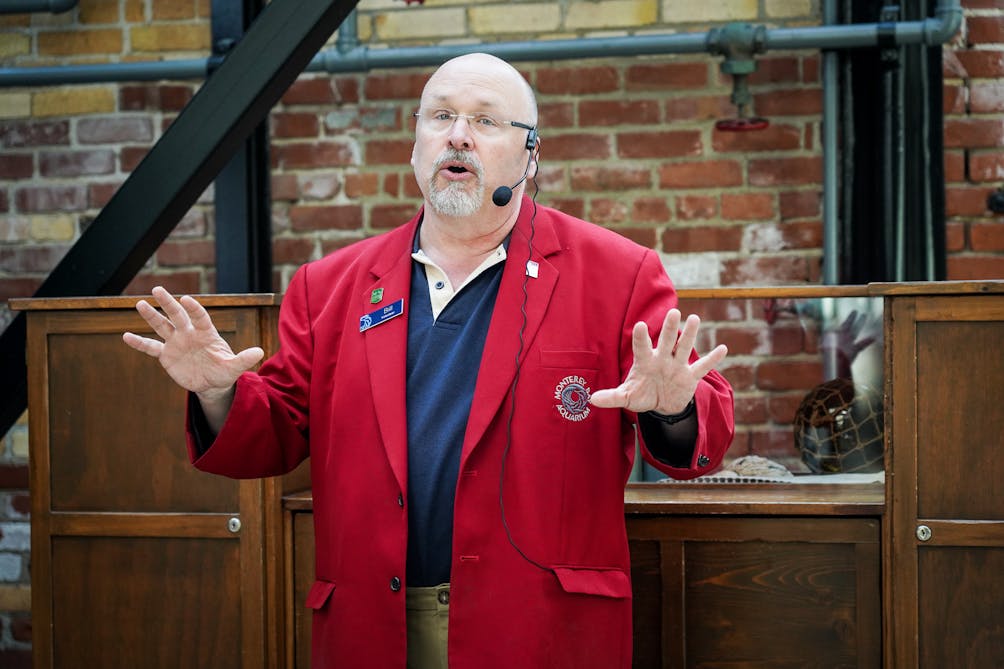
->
[28, 307, 271, 669]
[887, 295, 1004, 667]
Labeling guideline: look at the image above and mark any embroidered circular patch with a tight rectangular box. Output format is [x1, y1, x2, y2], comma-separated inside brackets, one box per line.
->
[554, 375, 591, 422]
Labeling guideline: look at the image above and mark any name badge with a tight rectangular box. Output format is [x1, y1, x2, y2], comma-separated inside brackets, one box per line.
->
[359, 298, 404, 332]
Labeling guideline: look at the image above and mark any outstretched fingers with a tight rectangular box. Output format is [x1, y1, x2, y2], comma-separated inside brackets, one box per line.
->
[121, 331, 165, 358]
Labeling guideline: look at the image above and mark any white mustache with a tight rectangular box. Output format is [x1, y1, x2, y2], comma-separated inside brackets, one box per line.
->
[433, 149, 484, 179]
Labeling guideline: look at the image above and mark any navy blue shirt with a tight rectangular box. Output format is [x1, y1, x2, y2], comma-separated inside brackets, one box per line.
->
[405, 255, 504, 587]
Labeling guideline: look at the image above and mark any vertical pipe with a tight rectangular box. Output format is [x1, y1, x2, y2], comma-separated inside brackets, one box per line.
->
[822, 0, 840, 286]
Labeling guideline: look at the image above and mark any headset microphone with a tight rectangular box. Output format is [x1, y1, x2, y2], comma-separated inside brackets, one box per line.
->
[492, 127, 538, 207]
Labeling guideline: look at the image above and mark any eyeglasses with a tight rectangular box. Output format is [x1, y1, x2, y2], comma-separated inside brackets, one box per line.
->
[413, 109, 535, 137]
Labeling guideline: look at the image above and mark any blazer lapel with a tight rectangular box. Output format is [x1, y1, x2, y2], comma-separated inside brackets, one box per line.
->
[364, 219, 420, 496]
[460, 199, 561, 467]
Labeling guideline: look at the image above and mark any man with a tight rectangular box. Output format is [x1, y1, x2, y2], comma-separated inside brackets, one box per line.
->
[124, 53, 734, 669]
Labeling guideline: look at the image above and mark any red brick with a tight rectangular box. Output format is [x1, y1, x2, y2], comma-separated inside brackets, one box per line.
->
[0, 154, 33, 180]
[663, 225, 743, 253]
[281, 77, 338, 106]
[273, 237, 315, 264]
[570, 166, 651, 191]
[0, 277, 41, 301]
[10, 492, 29, 515]
[588, 199, 629, 225]
[720, 255, 815, 285]
[664, 95, 733, 122]
[542, 197, 585, 219]
[15, 185, 87, 212]
[971, 81, 1004, 113]
[541, 133, 611, 161]
[769, 393, 806, 425]
[970, 152, 1004, 181]
[119, 84, 194, 111]
[402, 176, 422, 199]
[579, 100, 661, 126]
[383, 172, 401, 197]
[536, 65, 619, 95]
[371, 203, 419, 229]
[0, 188, 7, 213]
[298, 174, 342, 200]
[721, 192, 775, 220]
[275, 142, 355, 169]
[749, 157, 823, 186]
[659, 160, 743, 188]
[963, 0, 1004, 8]
[0, 120, 69, 148]
[344, 172, 379, 198]
[289, 204, 363, 231]
[0, 245, 71, 273]
[950, 50, 1004, 78]
[711, 123, 802, 152]
[944, 83, 966, 114]
[610, 226, 657, 248]
[89, 181, 122, 208]
[747, 56, 800, 85]
[715, 325, 767, 355]
[40, 150, 115, 177]
[617, 130, 702, 159]
[802, 54, 820, 83]
[270, 112, 320, 139]
[752, 89, 822, 116]
[364, 72, 429, 100]
[946, 254, 1004, 279]
[0, 464, 29, 489]
[364, 139, 412, 166]
[970, 222, 1004, 251]
[631, 197, 671, 223]
[755, 359, 824, 391]
[748, 220, 823, 251]
[769, 324, 808, 355]
[156, 240, 214, 266]
[944, 150, 967, 183]
[720, 361, 756, 391]
[734, 394, 769, 423]
[967, 16, 1004, 45]
[124, 271, 201, 296]
[779, 190, 820, 220]
[674, 195, 717, 220]
[271, 173, 299, 201]
[625, 62, 709, 91]
[946, 221, 966, 252]
[538, 102, 574, 129]
[120, 146, 148, 172]
[77, 117, 153, 144]
[320, 235, 367, 256]
[944, 118, 1004, 148]
[946, 186, 993, 216]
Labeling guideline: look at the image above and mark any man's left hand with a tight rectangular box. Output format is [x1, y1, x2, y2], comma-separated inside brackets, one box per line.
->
[589, 308, 728, 415]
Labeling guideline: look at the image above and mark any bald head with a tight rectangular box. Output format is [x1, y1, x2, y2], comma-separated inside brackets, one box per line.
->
[421, 53, 538, 127]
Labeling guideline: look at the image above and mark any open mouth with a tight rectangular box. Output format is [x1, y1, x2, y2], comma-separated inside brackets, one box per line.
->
[447, 165, 468, 173]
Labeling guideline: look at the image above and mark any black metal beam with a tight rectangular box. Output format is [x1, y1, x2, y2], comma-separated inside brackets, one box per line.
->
[0, 0, 360, 436]
[212, 0, 273, 293]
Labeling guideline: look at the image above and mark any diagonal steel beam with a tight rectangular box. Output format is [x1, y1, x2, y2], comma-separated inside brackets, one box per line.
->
[0, 0, 360, 436]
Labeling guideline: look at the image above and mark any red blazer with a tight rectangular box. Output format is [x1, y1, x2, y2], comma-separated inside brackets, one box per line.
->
[189, 198, 734, 668]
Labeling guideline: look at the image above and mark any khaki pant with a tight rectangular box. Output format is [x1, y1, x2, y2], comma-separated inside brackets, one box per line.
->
[406, 584, 450, 669]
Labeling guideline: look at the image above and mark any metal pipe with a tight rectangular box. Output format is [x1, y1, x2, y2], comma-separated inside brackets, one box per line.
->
[0, 0, 77, 14]
[0, 0, 963, 87]
[821, 0, 840, 286]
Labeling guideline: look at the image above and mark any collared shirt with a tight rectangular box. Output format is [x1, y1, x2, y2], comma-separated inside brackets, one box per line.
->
[411, 243, 507, 320]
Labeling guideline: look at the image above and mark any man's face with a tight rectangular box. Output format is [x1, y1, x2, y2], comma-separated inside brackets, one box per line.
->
[411, 57, 534, 218]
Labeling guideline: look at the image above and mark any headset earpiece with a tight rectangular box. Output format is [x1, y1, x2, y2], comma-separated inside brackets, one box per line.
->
[525, 127, 538, 151]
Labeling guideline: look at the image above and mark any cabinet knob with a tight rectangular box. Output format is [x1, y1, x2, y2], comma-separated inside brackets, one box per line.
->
[916, 524, 932, 541]
[228, 517, 242, 533]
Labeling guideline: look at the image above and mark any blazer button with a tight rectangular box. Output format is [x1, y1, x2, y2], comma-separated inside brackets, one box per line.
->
[390, 576, 402, 592]
[397, 493, 404, 507]
[697, 454, 710, 467]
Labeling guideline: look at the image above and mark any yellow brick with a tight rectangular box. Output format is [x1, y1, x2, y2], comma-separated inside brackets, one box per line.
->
[0, 585, 31, 612]
[0, 92, 31, 119]
[0, 33, 30, 59]
[765, 0, 813, 19]
[31, 214, 77, 242]
[372, 8, 466, 41]
[38, 29, 123, 57]
[10, 428, 29, 460]
[125, 0, 145, 22]
[131, 23, 211, 53]
[0, 16, 31, 28]
[566, 0, 658, 31]
[152, 0, 197, 21]
[32, 87, 115, 117]
[470, 4, 561, 34]
[80, 0, 121, 24]
[663, 0, 758, 23]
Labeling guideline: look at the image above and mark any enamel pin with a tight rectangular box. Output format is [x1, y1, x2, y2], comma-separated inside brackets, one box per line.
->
[360, 298, 404, 332]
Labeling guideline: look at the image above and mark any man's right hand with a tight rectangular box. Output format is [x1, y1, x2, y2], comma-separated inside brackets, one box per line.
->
[122, 286, 264, 431]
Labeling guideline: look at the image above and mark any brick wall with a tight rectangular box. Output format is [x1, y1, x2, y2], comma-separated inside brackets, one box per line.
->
[0, 0, 1002, 663]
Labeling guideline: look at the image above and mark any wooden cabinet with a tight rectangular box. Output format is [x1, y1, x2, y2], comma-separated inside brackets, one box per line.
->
[14, 296, 309, 669]
[882, 286, 1004, 667]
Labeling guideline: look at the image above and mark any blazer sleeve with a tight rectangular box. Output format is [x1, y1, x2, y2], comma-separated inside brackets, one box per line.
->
[622, 250, 736, 480]
[184, 264, 315, 479]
